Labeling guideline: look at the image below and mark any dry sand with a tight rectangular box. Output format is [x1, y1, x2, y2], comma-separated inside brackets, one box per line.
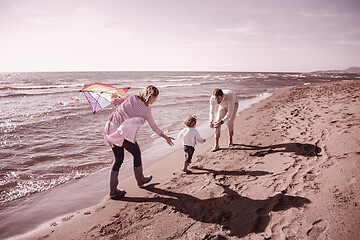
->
[22, 80, 359, 240]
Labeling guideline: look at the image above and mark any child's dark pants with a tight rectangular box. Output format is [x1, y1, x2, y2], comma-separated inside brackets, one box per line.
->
[184, 145, 195, 163]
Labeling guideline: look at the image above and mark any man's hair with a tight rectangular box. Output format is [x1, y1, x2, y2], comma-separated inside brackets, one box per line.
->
[213, 88, 223, 97]
[184, 115, 197, 128]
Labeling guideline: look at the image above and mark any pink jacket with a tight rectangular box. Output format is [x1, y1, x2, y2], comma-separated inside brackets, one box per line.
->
[104, 95, 163, 147]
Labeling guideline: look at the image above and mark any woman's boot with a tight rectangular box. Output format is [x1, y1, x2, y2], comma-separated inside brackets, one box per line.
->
[110, 170, 126, 199]
[133, 166, 152, 187]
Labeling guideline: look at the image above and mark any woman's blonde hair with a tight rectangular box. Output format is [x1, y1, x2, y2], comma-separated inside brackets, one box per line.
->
[185, 115, 197, 128]
[137, 85, 159, 105]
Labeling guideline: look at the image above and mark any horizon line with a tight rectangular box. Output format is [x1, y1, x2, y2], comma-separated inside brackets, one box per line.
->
[1, 68, 358, 74]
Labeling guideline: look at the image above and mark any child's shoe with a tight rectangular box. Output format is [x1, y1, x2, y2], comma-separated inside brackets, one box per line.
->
[183, 162, 191, 173]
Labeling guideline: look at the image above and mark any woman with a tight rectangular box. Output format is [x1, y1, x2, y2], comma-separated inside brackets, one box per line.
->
[104, 85, 174, 199]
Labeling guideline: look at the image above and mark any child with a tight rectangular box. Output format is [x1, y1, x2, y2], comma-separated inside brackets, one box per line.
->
[178, 115, 206, 173]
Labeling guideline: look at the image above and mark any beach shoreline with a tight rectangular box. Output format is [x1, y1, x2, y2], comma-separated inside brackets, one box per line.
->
[16, 80, 360, 239]
[1, 90, 272, 240]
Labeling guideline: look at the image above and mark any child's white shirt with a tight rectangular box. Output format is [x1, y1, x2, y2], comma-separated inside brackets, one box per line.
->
[178, 127, 205, 147]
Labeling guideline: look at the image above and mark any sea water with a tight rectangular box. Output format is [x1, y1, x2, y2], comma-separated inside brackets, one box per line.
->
[0, 71, 358, 238]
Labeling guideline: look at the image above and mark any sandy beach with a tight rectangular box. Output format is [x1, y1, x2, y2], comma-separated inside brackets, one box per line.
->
[22, 80, 359, 240]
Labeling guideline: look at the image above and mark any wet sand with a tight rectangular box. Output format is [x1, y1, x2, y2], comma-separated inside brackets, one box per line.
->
[22, 80, 360, 240]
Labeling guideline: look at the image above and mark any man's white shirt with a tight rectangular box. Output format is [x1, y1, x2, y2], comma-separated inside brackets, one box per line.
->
[209, 90, 238, 122]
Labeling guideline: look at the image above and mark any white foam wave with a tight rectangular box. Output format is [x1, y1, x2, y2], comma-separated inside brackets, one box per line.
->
[0, 84, 84, 91]
[156, 82, 202, 88]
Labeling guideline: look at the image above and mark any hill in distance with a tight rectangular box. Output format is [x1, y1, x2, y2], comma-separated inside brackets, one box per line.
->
[312, 67, 360, 73]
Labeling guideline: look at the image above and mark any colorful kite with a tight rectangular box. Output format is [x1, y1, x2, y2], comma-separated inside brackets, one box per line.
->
[80, 82, 130, 113]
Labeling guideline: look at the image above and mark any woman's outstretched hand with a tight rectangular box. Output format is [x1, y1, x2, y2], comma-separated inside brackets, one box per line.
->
[161, 134, 175, 146]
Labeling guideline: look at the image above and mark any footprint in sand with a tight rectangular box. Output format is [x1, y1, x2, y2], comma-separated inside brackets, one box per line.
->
[307, 219, 328, 239]
[99, 220, 122, 236]
[61, 215, 74, 222]
[95, 206, 106, 212]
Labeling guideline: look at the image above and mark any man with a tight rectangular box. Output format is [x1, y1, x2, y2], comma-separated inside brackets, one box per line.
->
[209, 88, 239, 151]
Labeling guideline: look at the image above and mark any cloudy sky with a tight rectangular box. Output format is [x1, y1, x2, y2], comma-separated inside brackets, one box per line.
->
[0, 0, 359, 72]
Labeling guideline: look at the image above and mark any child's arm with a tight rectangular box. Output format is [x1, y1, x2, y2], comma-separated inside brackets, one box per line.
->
[178, 128, 184, 140]
[195, 130, 206, 144]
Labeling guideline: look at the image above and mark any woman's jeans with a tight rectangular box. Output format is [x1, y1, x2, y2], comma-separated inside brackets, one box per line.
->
[112, 140, 142, 171]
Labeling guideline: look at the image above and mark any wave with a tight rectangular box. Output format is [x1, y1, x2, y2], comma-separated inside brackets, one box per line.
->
[154, 98, 208, 108]
[0, 150, 109, 204]
[0, 108, 90, 137]
[152, 94, 266, 110]
[156, 82, 202, 88]
[0, 89, 81, 99]
[0, 91, 56, 98]
[0, 170, 91, 204]
[162, 78, 205, 82]
[0, 84, 84, 91]
[154, 81, 220, 89]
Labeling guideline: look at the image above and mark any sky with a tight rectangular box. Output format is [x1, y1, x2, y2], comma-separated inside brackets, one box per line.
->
[0, 0, 359, 72]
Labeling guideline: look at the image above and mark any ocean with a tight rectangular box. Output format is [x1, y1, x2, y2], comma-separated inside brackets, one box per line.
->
[0, 71, 359, 239]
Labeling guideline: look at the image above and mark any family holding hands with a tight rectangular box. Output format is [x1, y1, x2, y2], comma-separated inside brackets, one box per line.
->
[104, 85, 238, 199]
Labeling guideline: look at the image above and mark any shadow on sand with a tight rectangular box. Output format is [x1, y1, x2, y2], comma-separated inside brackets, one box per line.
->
[190, 166, 273, 177]
[120, 183, 310, 238]
[228, 143, 321, 157]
